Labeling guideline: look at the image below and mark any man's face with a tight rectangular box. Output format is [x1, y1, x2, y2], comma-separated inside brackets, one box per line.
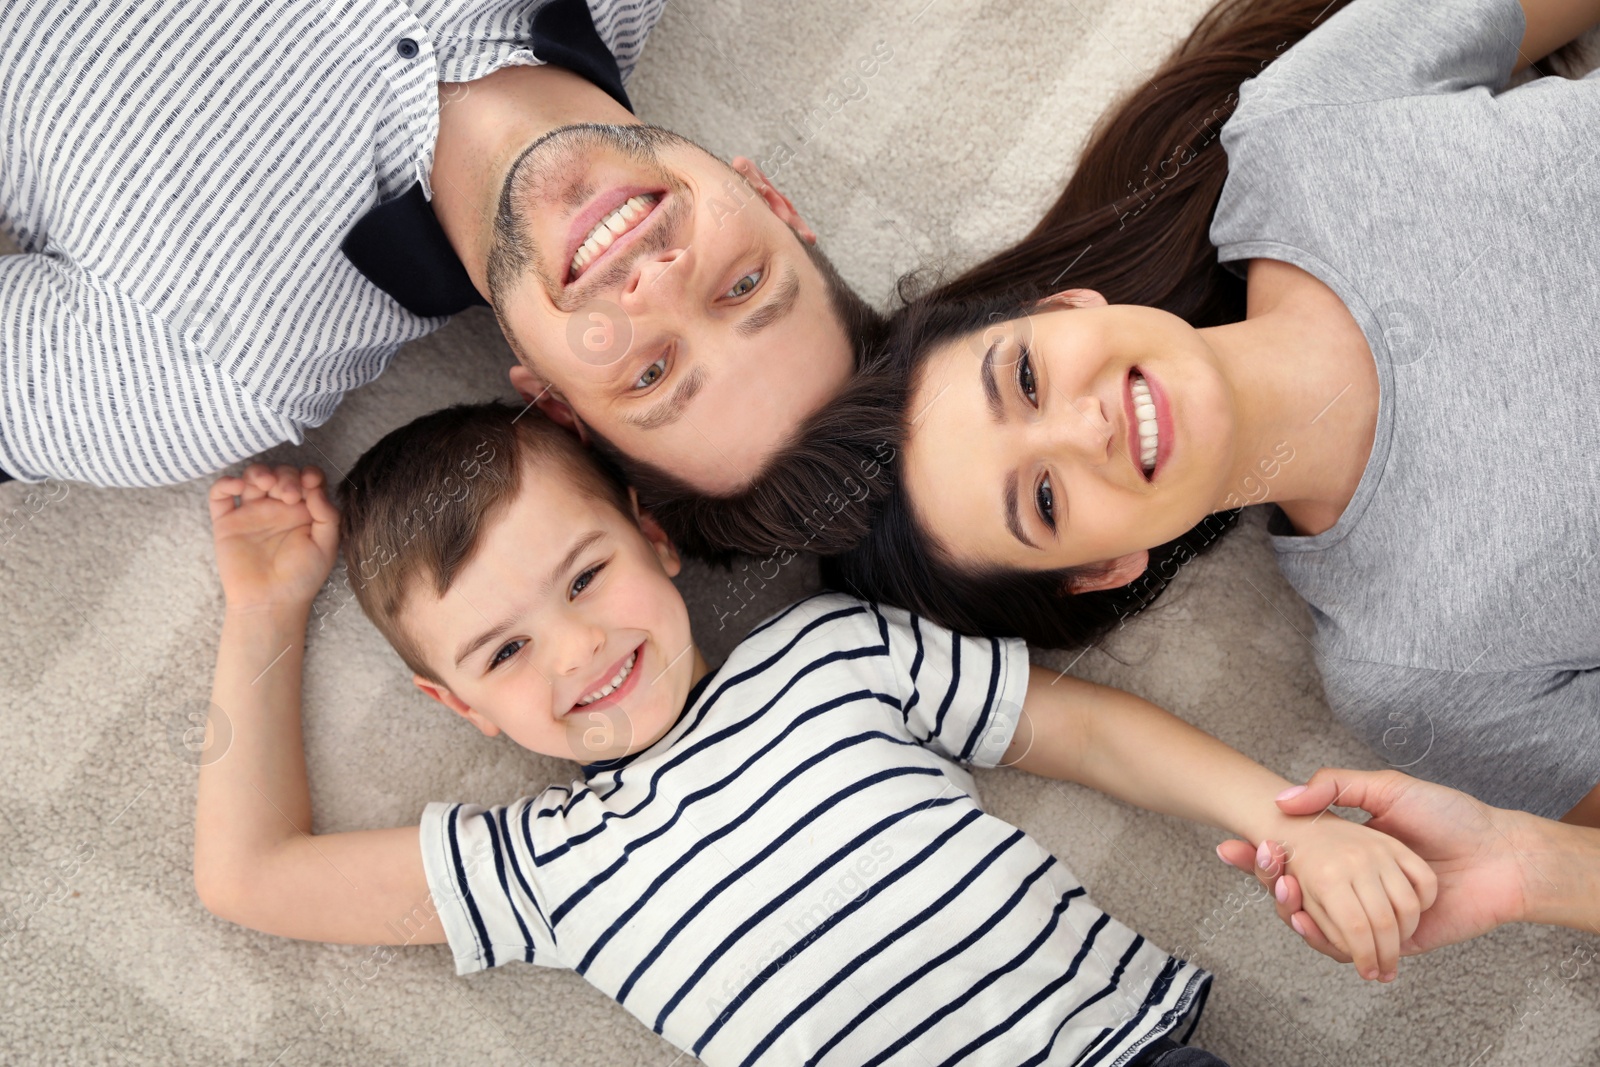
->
[493, 125, 854, 494]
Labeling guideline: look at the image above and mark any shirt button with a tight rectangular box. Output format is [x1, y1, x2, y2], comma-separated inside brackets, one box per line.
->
[396, 37, 419, 59]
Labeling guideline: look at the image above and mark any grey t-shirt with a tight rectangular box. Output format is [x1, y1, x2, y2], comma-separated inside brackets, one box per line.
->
[1210, 0, 1600, 818]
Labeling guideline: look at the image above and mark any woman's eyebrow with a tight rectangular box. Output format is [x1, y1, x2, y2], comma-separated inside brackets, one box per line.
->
[980, 342, 1005, 421]
[1004, 471, 1038, 548]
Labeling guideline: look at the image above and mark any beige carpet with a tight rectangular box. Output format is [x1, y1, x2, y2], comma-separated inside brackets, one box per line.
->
[3, 1, 1598, 1063]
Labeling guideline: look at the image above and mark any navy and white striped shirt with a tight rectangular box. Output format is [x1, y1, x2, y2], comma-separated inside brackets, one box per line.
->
[0, 0, 663, 486]
[421, 594, 1211, 1066]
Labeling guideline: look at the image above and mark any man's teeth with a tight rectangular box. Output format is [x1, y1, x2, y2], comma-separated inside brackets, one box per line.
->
[1132, 373, 1159, 474]
[576, 651, 638, 706]
[569, 194, 659, 279]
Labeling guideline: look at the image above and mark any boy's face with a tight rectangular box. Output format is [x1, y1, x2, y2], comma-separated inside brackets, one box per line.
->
[404, 462, 704, 764]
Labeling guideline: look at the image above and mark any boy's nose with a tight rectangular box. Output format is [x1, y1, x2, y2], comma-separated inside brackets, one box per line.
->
[554, 623, 607, 677]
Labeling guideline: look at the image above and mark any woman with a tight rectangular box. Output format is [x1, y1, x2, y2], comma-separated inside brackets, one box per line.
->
[827, 0, 1600, 824]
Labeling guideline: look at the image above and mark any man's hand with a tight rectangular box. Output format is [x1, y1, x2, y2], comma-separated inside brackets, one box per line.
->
[1217, 768, 1532, 961]
[208, 463, 339, 611]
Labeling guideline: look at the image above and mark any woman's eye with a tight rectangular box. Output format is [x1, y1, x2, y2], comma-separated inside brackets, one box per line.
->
[490, 639, 525, 669]
[1036, 473, 1056, 531]
[1018, 346, 1038, 406]
[569, 563, 605, 600]
[633, 357, 666, 391]
[725, 269, 762, 299]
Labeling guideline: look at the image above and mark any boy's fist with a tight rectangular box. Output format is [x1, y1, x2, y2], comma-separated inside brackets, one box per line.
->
[208, 464, 340, 611]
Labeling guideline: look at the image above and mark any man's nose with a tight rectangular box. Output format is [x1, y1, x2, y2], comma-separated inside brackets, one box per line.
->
[622, 246, 689, 311]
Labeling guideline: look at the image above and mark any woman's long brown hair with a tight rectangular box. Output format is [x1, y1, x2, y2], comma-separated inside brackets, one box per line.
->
[826, 0, 1353, 649]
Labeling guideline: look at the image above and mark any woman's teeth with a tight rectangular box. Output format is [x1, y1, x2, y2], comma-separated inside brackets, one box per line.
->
[1132, 372, 1159, 475]
[576, 650, 638, 706]
[569, 194, 659, 280]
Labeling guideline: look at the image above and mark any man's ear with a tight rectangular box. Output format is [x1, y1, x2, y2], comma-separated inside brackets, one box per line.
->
[412, 674, 502, 738]
[509, 365, 591, 444]
[628, 487, 682, 578]
[730, 157, 817, 245]
[1037, 288, 1108, 311]
[1062, 550, 1148, 595]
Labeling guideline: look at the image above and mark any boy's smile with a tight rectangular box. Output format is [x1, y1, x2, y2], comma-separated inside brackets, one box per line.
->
[402, 457, 709, 764]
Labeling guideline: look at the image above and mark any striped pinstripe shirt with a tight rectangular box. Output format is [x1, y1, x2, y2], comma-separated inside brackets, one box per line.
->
[0, 0, 663, 486]
[421, 594, 1212, 1066]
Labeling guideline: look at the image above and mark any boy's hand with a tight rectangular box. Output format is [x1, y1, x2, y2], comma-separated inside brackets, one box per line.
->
[1252, 811, 1439, 983]
[208, 463, 339, 611]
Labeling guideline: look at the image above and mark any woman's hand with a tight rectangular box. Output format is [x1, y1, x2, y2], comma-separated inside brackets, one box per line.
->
[1218, 768, 1533, 962]
[1244, 804, 1439, 983]
[208, 463, 340, 612]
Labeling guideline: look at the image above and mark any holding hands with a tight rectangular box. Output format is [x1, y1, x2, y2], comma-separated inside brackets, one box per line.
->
[208, 463, 340, 611]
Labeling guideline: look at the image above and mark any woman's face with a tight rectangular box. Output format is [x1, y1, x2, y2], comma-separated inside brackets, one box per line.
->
[902, 292, 1237, 579]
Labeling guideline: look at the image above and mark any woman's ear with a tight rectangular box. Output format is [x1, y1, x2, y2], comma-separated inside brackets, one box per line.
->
[1037, 288, 1108, 311]
[1062, 550, 1148, 594]
[629, 487, 682, 578]
[412, 675, 502, 738]
[730, 157, 818, 245]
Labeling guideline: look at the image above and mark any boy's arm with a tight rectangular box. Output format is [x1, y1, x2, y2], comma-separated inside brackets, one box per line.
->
[193, 464, 444, 946]
[1007, 666, 1295, 844]
[1008, 665, 1439, 983]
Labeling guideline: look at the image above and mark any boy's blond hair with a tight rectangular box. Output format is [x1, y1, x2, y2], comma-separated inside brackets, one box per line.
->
[336, 402, 632, 684]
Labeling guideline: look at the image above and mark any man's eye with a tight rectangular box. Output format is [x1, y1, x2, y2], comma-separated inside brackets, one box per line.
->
[570, 563, 605, 599]
[1036, 473, 1056, 531]
[725, 269, 762, 299]
[1018, 346, 1038, 406]
[633, 357, 666, 391]
[490, 639, 525, 669]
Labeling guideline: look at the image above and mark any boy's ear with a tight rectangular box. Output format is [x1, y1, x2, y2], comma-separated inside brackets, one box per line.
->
[1061, 550, 1148, 595]
[412, 674, 502, 738]
[628, 487, 681, 578]
[1037, 288, 1108, 311]
[508, 365, 590, 444]
[730, 157, 817, 245]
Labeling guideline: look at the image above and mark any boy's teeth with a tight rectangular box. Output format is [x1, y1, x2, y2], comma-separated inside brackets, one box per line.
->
[569, 195, 659, 280]
[576, 650, 638, 706]
[1131, 373, 1159, 474]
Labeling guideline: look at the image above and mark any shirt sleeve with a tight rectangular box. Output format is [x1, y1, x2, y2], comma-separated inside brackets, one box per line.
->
[0, 253, 297, 486]
[419, 797, 565, 976]
[1232, 0, 1526, 123]
[1321, 658, 1600, 821]
[870, 602, 1031, 769]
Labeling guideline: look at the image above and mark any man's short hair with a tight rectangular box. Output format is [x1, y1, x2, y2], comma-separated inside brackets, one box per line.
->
[337, 402, 631, 684]
[589, 241, 893, 564]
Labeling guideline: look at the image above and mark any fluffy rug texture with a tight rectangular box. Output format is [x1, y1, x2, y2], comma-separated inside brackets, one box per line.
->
[2, 1, 1597, 1063]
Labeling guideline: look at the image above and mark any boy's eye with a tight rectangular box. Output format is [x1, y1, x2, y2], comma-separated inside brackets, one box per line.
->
[724, 269, 762, 299]
[570, 563, 605, 599]
[1018, 345, 1038, 406]
[1036, 473, 1055, 531]
[490, 639, 526, 669]
[633, 356, 666, 391]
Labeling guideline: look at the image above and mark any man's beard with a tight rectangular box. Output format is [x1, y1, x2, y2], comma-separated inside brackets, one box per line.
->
[506, 123, 696, 311]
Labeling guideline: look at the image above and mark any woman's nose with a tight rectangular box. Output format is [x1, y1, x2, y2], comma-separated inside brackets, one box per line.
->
[1041, 394, 1114, 464]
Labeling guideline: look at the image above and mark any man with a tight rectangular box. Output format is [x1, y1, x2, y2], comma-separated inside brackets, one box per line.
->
[0, 0, 876, 510]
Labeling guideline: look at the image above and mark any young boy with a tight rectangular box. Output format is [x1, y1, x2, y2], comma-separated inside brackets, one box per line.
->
[196, 403, 1435, 1067]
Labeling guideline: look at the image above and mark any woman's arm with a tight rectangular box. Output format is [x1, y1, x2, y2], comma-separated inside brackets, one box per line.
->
[1514, 0, 1600, 72]
[193, 465, 444, 946]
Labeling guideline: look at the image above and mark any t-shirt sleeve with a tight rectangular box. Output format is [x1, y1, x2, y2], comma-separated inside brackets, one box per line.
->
[870, 602, 1031, 768]
[419, 796, 565, 976]
[1232, 0, 1526, 122]
[1320, 658, 1600, 821]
